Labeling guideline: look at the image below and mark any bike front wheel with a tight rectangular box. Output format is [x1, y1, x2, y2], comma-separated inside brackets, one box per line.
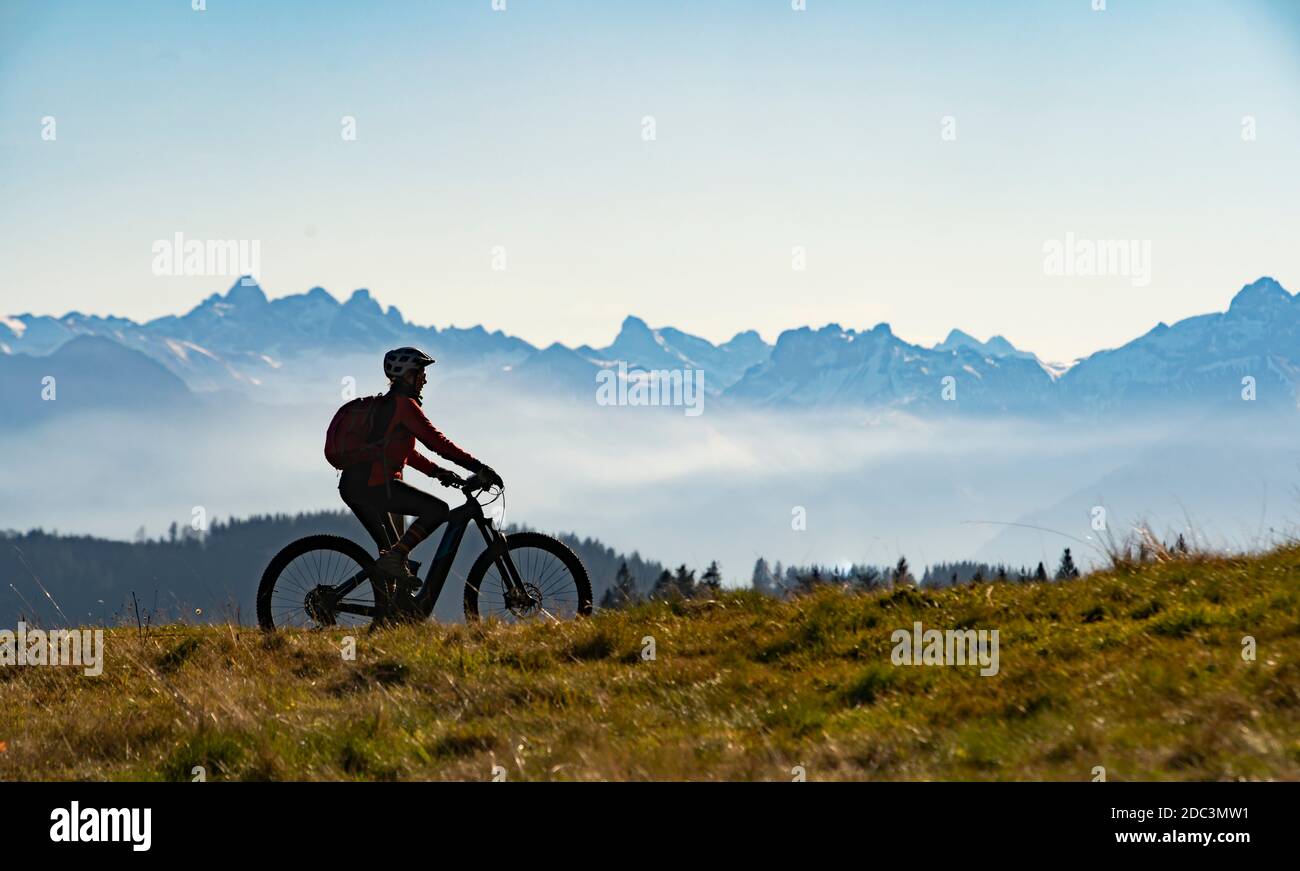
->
[464, 532, 593, 622]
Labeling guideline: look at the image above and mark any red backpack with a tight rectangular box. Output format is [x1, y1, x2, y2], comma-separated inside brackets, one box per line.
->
[324, 395, 391, 470]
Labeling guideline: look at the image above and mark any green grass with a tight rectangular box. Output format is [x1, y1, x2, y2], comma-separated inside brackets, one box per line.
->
[3, 545, 1299, 780]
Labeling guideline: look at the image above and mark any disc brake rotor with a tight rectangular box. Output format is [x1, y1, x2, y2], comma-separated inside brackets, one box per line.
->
[506, 582, 543, 617]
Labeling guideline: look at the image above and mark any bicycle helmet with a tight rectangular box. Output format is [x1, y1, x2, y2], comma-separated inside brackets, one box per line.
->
[383, 347, 435, 380]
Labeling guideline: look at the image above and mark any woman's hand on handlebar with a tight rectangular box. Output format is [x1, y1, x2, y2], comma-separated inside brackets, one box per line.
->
[475, 464, 504, 489]
[434, 468, 467, 488]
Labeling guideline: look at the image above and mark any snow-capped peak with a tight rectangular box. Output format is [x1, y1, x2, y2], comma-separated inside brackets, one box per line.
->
[0, 316, 26, 338]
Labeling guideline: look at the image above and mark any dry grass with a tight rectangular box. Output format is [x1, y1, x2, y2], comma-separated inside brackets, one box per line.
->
[2, 545, 1299, 781]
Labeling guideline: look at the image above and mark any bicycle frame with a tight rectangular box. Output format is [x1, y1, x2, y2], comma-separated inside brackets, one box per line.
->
[325, 483, 527, 620]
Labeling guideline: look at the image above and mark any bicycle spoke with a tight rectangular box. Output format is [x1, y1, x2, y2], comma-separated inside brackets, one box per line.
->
[263, 544, 375, 629]
[473, 544, 583, 622]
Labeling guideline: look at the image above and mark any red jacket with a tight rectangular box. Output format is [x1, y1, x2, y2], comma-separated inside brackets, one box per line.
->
[367, 394, 479, 486]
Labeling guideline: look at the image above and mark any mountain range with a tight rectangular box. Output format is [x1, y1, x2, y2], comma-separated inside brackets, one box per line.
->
[3, 276, 1296, 416]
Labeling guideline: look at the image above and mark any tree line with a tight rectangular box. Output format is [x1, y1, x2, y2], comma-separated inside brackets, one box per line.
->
[598, 548, 1089, 610]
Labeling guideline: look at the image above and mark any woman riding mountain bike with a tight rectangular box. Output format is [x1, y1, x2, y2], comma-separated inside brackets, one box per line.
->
[256, 346, 592, 630]
[338, 347, 502, 622]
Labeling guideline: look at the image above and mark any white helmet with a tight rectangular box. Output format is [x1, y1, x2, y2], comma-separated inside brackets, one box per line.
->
[383, 347, 435, 380]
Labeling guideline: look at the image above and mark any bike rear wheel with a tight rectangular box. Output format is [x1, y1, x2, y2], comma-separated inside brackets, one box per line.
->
[463, 531, 593, 622]
[256, 535, 378, 630]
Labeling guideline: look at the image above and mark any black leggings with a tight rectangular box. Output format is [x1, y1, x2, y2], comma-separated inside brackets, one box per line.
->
[339, 466, 449, 553]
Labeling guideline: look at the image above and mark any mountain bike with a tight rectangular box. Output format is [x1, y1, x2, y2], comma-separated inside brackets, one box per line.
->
[256, 474, 592, 628]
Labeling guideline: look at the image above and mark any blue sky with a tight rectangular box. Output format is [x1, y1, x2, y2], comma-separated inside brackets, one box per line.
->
[2, 0, 1299, 361]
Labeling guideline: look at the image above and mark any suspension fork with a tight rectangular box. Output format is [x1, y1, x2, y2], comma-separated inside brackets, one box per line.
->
[476, 517, 529, 600]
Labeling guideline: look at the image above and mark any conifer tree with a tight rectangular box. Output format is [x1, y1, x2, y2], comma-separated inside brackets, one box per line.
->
[893, 556, 913, 588]
[1055, 548, 1080, 580]
[701, 561, 723, 593]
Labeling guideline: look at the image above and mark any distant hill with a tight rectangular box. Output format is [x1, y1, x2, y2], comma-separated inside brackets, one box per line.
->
[0, 511, 666, 626]
[0, 335, 192, 422]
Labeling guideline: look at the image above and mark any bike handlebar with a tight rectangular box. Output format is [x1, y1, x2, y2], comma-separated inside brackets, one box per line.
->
[460, 472, 502, 495]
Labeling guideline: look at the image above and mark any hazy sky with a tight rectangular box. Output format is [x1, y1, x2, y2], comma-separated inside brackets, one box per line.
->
[2, 0, 1299, 361]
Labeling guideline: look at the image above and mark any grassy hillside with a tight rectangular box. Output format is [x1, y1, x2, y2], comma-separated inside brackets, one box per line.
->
[3, 545, 1298, 781]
